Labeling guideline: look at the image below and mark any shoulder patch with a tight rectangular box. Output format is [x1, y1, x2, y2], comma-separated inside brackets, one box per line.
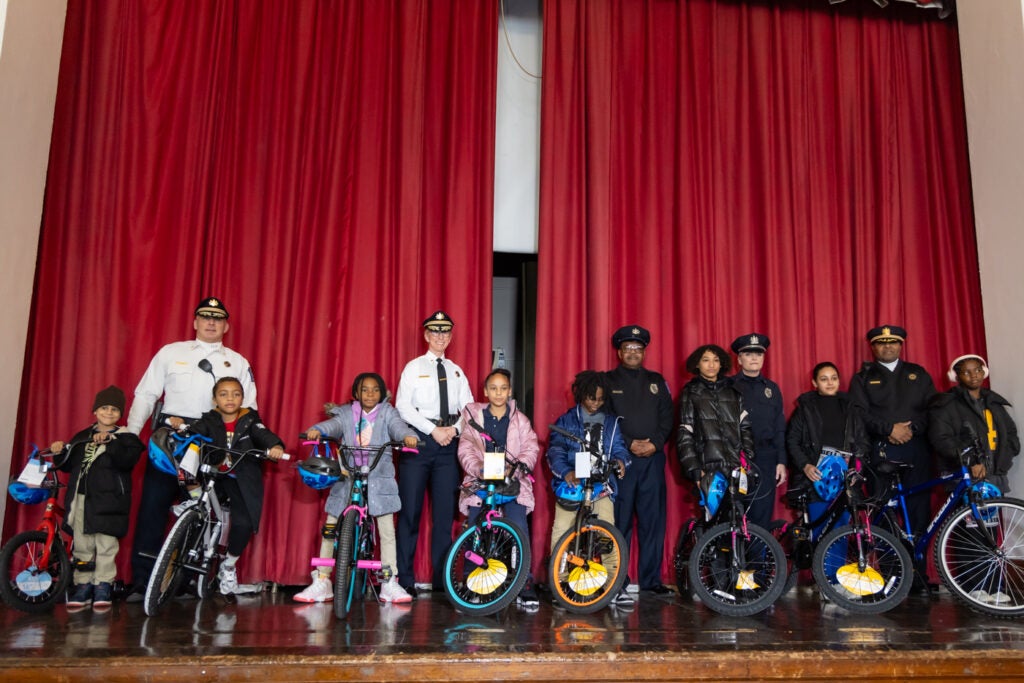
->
[649, 383, 659, 395]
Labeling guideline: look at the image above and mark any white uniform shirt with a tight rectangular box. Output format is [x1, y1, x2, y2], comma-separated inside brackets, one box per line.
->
[395, 351, 474, 435]
[126, 339, 257, 434]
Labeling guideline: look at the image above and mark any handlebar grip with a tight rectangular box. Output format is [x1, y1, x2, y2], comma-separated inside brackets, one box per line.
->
[279, 453, 291, 461]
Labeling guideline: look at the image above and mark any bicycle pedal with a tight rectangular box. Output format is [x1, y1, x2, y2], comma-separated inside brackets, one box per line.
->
[73, 560, 96, 572]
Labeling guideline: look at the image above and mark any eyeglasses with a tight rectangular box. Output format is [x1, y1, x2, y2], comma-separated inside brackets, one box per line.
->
[621, 344, 645, 353]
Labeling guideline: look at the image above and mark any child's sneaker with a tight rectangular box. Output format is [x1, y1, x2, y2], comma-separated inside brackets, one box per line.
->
[66, 583, 94, 611]
[516, 580, 540, 610]
[92, 582, 113, 611]
[218, 564, 238, 595]
[379, 577, 413, 603]
[294, 575, 334, 603]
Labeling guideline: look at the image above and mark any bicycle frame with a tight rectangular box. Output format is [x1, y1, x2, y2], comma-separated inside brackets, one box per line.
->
[873, 462, 982, 565]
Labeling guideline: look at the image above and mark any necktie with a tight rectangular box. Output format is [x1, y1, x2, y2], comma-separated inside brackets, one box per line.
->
[437, 357, 449, 421]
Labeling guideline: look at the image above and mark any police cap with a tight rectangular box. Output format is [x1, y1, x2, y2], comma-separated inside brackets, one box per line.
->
[611, 325, 650, 348]
[423, 310, 454, 332]
[866, 325, 906, 344]
[731, 333, 769, 354]
[195, 297, 229, 320]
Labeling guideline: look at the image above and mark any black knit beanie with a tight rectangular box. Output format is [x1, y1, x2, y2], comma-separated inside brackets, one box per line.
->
[93, 385, 126, 413]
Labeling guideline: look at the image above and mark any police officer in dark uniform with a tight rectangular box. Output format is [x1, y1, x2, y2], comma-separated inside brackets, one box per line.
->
[729, 333, 786, 530]
[849, 325, 936, 572]
[605, 325, 674, 598]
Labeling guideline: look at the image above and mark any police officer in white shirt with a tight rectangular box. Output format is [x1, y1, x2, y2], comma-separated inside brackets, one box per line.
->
[125, 297, 257, 600]
[395, 310, 473, 596]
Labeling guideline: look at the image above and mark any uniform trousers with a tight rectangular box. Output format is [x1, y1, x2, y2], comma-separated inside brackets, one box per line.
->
[613, 450, 666, 589]
[396, 429, 460, 590]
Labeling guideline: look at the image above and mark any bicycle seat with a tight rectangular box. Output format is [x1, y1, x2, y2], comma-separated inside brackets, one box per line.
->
[784, 485, 813, 507]
[873, 460, 914, 477]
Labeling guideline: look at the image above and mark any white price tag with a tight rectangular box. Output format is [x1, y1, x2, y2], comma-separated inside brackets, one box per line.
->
[483, 451, 505, 480]
[17, 458, 48, 487]
[738, 468, 749, 496]
[180, 443, 200, 476]
[574, 451, 591, 479]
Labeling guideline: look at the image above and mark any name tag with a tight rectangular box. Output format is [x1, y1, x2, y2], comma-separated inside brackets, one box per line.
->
[17, 458, 48, 487]
[180, 443, 200, 476]
[483, 451, 505, 480]
[574, 451, 591, 479]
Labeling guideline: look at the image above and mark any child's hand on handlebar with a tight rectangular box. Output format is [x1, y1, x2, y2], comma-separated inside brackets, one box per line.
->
[614, 460, 627, 478]
[49, 441, 65, 454]
[305, 428, 322, 441]
[403, 435, 419, 449]
[564, 471, 578, 487]
[266, 445, 286, 461]
[166, 417, 186, 431]
[970, 462, 987, 480]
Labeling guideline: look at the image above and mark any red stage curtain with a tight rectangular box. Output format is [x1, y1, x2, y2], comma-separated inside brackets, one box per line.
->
[7, 0, 497, 585]
[533, 0, 983, 583]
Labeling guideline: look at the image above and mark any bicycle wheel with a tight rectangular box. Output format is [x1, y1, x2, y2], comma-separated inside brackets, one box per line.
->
[768, 520, 800, 595]
[196, 541, 221, 600]
[443, 518, 530, 616]
[812, 523, 913, 614]
[333, 509, 360, 619]
[935, 496, 1024, 618]
[0, 530, 72, 613]
[145, 508, 204, 616]
[549, 519, 628, 613]
[688, 521, 788, 617]
[673, 518, 700, 595]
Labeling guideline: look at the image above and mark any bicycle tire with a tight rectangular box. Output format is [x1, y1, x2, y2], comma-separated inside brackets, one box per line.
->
[812, 522, 913, 614]
[0, 530, 72, 613]
[934, 496, 1024, 618]
[549, 519, 628, 613]
[353, 516, 376, 601]
[673, 518, 700, 595]
[443, 518, 530, 616]
[333, 509, 359, 619]
[145, 508, 203, 616]
[688, 521, 788, 617]
[769, 519, 800, 595]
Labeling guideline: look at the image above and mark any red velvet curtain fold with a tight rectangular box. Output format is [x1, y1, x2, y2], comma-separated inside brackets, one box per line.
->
[533, 0, 984, 583]
[9, 0, 497, 585]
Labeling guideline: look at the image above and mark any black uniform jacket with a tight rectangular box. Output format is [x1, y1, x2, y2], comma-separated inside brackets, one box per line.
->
[849, 360, 936, 441]
[605, 365, 674, 451]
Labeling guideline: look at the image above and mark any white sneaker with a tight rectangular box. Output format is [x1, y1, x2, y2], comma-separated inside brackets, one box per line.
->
[968, 589, 992, 604]
[294, 575, 334, 603]
[988, 591, 1012, 605]
[380, 577, 413, 603]
[218, 564, 238, 595]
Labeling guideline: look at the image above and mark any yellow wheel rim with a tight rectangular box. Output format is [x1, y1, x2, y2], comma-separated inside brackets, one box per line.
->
[568, 562, 608, 595]
[735, 569, 760, 590]
[466, 559, 508, 595]
[836, 563, 885, 595]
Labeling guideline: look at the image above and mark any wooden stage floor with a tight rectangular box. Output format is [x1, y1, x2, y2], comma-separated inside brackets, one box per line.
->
[1, 584, 1023, 682]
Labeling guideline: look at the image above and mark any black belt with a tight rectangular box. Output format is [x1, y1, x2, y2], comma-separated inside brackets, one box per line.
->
[427, 416, 459, 428]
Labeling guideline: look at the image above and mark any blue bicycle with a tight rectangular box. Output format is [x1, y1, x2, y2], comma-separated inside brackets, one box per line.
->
[870, 439, 1024, 618]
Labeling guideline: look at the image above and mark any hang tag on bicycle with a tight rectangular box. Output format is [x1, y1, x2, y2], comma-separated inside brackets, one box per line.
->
[574, 451, 591, 479]
[483, 450, 505, 480]
[17, 458, 48, 487]
[180, 443, 200, 477]
[737, 467, 749, 495]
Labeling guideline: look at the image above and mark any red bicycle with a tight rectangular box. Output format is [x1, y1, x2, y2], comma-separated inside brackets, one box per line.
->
[1, 445, 76, 612]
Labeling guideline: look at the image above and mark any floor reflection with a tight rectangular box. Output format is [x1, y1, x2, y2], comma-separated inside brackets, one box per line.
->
[2, 584, 1024, 662]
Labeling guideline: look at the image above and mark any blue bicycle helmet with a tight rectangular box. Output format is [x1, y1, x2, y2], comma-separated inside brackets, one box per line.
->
[965, 481, 1002, 524]
[699, 471, 728, 517]
[814, 452, 848, 503]
[7, 482, 49, 505]
[148, 427, 181, 476]
[297, 457, 342, 490]
[552, 479, 606, 511]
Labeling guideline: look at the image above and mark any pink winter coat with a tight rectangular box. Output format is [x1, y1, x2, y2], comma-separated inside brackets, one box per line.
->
[457, 400, 539, 516]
